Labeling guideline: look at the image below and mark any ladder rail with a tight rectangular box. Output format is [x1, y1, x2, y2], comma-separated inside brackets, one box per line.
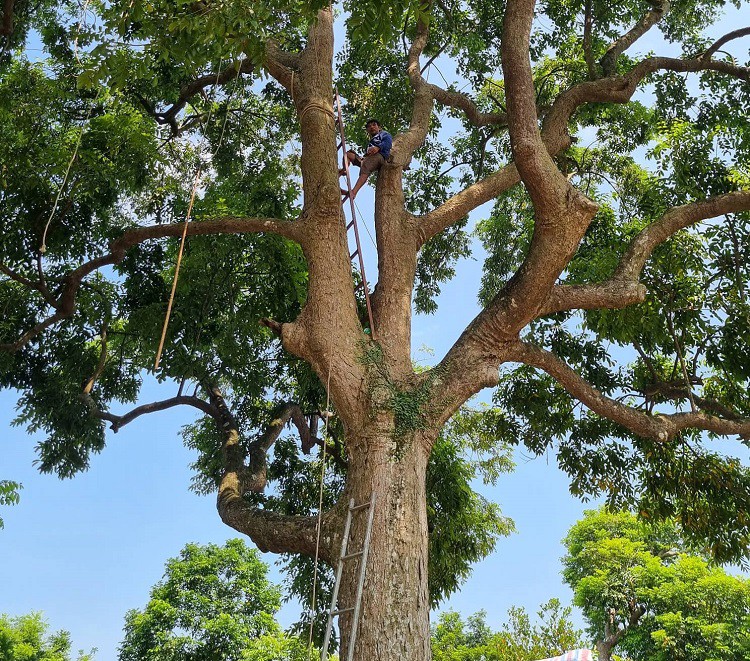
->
[320, 497, 355, 657]
[334, 89, 377, 339]
[320, 494, 376, 661]
[345, 492, 377, 661]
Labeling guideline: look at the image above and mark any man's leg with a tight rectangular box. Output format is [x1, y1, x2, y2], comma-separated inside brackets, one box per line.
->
[349, 172, 368, 199]
[339, 150, 360, 176]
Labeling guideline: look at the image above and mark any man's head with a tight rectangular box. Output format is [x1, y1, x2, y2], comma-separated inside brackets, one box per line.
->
[365, 119, 380, 136]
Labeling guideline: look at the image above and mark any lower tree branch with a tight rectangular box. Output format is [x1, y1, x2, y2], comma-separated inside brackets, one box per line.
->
[210, 385, 337, 561]
[81, 393, 219, 432]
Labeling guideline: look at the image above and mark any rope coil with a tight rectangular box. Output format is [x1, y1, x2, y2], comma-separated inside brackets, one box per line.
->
[299, 101, 336, 123]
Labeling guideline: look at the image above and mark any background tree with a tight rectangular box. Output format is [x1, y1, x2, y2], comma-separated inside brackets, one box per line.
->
[431, 600, 586, 661]
[118, 539, 312, 661]
[563, 508, 750, 660]
[2, 0, 750, 658]
[0, 612, 95, 661]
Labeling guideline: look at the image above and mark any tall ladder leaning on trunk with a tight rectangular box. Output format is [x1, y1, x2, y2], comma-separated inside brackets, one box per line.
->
[334, 89, 376, 340]
[320, 494, 377, 661]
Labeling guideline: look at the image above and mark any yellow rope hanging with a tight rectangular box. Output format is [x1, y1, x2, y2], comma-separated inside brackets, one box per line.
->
[154, 166, 202, 370]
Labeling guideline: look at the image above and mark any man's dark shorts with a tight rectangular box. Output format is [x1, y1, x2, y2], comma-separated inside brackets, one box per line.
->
[360, 152, 385, 175]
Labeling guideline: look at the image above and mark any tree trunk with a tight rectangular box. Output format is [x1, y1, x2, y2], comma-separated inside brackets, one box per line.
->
[333, 426, 432, 660]
[596, 639, 614, 661]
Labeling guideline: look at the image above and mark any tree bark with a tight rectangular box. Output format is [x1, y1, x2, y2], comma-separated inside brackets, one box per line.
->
[333, 427, 433, 660]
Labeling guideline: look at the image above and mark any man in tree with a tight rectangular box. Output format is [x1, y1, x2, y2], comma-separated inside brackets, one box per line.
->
[340, 118, 393, 199]
[2, 0, 750, 659]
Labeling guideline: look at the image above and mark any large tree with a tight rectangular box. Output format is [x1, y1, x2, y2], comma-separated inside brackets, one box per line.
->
[2, 0, 750, 658]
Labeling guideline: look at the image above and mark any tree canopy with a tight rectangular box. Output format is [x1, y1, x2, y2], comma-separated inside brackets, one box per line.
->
[431, 601, 586, 661]
[2, 0, 750, 657]
[0, 612, 95, 661]
[563, 508, 750, 660]
[118, 539, 312, 661]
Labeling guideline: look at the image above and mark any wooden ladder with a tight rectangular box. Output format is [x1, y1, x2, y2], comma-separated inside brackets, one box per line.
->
[320, 494, 376, 661]
[333, 89, 376, 339]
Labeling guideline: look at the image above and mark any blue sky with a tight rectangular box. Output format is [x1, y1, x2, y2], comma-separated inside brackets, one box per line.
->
[2, 3, 750, 660]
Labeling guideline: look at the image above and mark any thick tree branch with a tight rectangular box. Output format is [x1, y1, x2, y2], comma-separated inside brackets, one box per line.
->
[502, 0, 579, 212]
[393, 19, 434, 164]
[427, 85, 508, 127]
[265, 40, 300, 95]
[0, 0, 13, 39]
[211, 385, 337, 561]
[536, 190, 750, 316]
[539, 281, 648, 316]
[415, 161, 520, 247]
[543, 53, 750, 151]
[510, 341, 750, 441]
[613, 191, 750, 281]
[601, 0, 670, 75]
[0, 216, 302, 353]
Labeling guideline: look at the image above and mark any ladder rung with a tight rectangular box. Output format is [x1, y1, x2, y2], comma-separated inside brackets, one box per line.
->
[337, 141, 343, 149]
[350, 250, 359, 259]
[342, 550, 364, 560]
[354, 281, 364, 291]
[346, 219, 355, 229]
[331, 607, 355, 616]
[350, 502, 371, 512]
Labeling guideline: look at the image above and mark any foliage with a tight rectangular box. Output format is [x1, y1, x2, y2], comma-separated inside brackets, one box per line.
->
[431, 600, 586, 660]
[0, 612, 95, 661]
[563, 508, 750, 660]
[0, 480, 20, 529]
[118, 539, 315, 661]
[2, 0, 750, 655]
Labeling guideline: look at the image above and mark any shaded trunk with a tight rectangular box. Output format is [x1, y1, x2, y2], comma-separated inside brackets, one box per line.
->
[333, 427, 432, 660]
[596, 640, 614, 661]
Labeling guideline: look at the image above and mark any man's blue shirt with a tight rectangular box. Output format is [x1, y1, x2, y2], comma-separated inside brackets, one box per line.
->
[368, 130, 392, 159]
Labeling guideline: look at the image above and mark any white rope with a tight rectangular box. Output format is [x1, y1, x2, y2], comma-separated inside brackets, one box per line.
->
[307, 333, 335, 659]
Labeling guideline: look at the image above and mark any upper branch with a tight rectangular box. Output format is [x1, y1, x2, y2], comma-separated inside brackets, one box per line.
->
[416, 28, 750, 247]
[137, 42, 300, 134]
[600, 0, 671, 75]
[393, 19, 435, 163]
[510, 340, 750, 442]
[539, 192, 750, 315]
[414, 161, 520, 247]
[701, 27, 750, 61]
